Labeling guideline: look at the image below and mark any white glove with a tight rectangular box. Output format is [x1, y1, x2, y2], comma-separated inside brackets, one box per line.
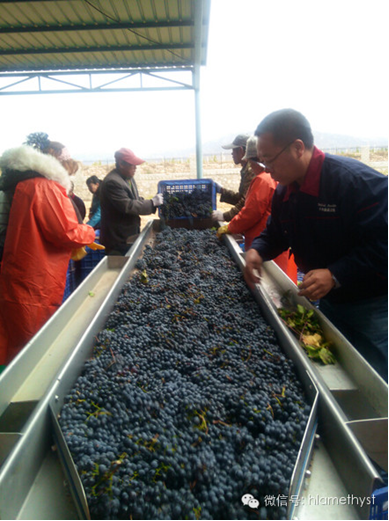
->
[212, 210, 224, 221]
[152, 193, 163, 207]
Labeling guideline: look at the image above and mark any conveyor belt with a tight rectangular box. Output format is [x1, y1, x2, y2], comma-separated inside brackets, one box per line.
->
[0, 219, 386, 520]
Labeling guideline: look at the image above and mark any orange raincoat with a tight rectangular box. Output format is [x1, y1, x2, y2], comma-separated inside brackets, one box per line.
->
[0, 147, 95, 364]
[228, 171, 276, 250]
[228, 172, 290, 274]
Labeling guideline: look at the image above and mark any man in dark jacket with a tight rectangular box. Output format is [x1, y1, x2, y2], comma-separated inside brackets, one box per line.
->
[100, 148, 163, 255]
[244, 108, 388, 381]
[212, 133, 256, 222]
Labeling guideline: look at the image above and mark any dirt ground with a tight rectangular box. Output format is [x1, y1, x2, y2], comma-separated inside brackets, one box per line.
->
[72, 160, 239, 226]
[72, 149, 388, 228]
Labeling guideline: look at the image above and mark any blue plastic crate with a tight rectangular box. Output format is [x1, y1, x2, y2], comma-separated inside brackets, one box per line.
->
[62, 259, 76, 302]
[79, 246, 105, 282]
[157, 178, 216, 220]
[370, 487, 388, 520]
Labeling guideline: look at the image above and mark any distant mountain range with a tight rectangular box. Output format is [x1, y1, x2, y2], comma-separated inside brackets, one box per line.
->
[145, 130, 388, 160]
[186, 131, 388, 156]
[77, 130, 387, 163]
[312, 131, 387, 150]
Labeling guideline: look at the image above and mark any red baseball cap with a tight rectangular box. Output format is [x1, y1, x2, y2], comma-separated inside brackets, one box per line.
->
[114, 147, 145, 166]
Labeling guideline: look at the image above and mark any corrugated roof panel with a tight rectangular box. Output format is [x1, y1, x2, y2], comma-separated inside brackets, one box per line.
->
[0, 48, 194, 72]
[0, 0, 210, 73]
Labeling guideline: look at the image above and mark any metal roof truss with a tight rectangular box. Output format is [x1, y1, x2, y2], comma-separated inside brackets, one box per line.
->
[0, 0, 211, 178]
[0, 67, 194, 95]
[0, 0, 210, 96]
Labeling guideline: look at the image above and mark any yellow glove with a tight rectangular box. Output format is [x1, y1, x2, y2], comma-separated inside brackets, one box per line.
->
[87, 242, 105, 251]
[71, 247, 87, 261]
[70, 243, 105, 261]
[216, 224, 230, 239]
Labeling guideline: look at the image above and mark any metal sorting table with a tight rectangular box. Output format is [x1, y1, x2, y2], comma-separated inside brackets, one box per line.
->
[0, 219, 387, 520]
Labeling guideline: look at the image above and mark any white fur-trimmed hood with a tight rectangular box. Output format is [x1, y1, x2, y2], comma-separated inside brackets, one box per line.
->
[0, 145, 72, 194]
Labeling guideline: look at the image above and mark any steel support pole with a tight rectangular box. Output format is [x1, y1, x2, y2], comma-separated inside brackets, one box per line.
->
[194, 83, 203, 179]
[193, 0, 204, 179]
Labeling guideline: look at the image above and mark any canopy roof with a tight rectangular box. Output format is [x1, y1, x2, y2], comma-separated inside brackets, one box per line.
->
[0, 0, 210, 73]
[0, 0, 211, 177]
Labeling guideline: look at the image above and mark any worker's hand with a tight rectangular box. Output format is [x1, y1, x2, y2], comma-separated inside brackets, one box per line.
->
[244, 249, 264, 287]
[216, 224, 229, 238]
[213, 182, 222, 193]
[87, 242, 105, 251]
[298, 269, 336, 301]
[212, 210, 224, 221]
[152, 193, 164, 207]
[71, 247, 87, 261]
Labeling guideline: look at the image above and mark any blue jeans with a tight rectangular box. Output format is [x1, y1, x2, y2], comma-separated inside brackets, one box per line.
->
[319, 295, 388, 382]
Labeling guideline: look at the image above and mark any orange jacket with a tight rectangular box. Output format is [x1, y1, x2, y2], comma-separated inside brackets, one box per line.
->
[0, 176, 95, 364]
[228, 172, 276, 250]
[227, 172, 290, 275]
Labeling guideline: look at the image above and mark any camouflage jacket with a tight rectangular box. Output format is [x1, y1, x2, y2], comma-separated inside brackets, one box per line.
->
[220, 162, 257, 221]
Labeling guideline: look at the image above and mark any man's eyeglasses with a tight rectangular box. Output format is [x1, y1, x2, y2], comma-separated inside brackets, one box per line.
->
[260, 140, 295, 168]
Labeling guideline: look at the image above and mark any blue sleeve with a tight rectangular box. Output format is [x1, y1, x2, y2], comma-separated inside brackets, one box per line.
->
[86, 206, 101, 228]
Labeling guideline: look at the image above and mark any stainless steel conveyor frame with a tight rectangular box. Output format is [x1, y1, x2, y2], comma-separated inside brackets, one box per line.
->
[0, 219, 387, 520]
[224, 234, 387, 520]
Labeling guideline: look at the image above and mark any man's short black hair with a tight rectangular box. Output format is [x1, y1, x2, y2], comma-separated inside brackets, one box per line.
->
[86, 175, 101, 185]
[255, 108, 314, 149]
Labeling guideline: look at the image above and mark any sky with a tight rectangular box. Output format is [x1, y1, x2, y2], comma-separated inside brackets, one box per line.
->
[0, 0, 387, 160]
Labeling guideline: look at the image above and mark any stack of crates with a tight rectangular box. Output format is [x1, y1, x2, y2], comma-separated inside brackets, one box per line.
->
[157, 178, 216, 229]
[78, 231, 105, 283]
[62, 259, 76, 302]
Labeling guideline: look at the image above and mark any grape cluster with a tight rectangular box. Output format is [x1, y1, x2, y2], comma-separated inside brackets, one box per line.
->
[160, 188, 213, 219]
[59, 228, 311, 520]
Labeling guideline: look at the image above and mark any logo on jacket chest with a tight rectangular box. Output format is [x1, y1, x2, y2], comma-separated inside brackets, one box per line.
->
[317, 202, 337, 214]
